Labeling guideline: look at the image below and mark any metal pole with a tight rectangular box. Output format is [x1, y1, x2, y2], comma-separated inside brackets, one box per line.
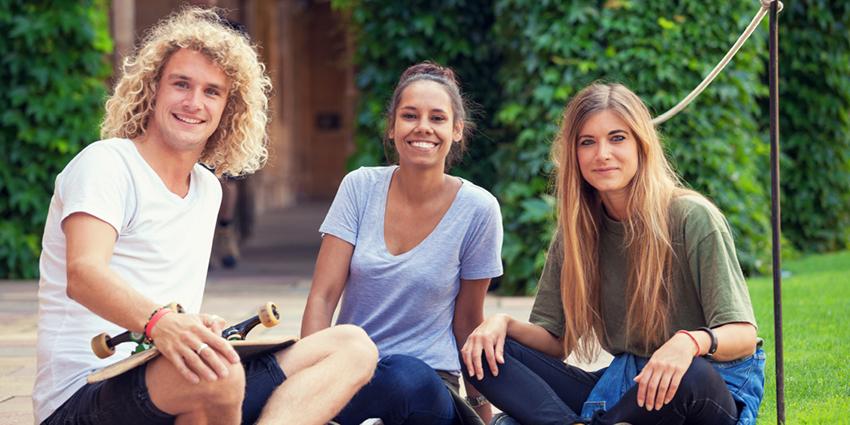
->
[768, 1, 785, 424]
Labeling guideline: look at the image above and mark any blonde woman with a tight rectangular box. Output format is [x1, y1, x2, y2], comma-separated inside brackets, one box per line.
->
[34, 8, 376, 425]
[461, 83, 765, 425]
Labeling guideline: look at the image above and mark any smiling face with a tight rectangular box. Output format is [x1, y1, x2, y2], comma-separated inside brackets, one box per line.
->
[388, 80, 463, 170]
[146, 48, 230, 154]
[576, 109, 640, 204]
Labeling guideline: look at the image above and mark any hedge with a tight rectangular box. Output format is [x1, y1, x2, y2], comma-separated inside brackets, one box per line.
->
[491, 0, 771, 293]
[779, 1, 850, 252]
[332, 0, 501, 188]
[337, 1, 775, 294]
[0, 1, 112, 278]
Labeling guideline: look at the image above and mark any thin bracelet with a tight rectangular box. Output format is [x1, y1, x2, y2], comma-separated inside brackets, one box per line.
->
[676, 330, 702, 357]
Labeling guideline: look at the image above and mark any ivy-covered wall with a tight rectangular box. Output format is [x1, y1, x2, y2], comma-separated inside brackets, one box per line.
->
[0, 1, 112, 278]
[491, 0, 771, 293]
[337, 0, 777, 293]
[334, 0, 501, 189]
[779, 1, 850, 252]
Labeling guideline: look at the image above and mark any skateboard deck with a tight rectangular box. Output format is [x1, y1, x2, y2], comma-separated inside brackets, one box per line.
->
[87, 336, 297, 383]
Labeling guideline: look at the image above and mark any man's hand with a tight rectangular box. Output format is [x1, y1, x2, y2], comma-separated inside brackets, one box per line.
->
[200, 313, 227, 336]
[149, 312, 240, 384]
[633, 332, 697, 411]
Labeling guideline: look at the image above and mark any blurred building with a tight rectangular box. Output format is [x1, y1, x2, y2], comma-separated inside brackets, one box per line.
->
[110, 0, 356, 213]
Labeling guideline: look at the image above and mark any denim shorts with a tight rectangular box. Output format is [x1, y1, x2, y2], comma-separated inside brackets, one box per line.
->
[710, 347, 767, 425]
[42, 352, 286, 425]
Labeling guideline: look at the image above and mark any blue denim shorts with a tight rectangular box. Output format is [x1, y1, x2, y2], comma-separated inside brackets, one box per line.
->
[42, 352, 286, 425]
[710, 347, 767, 425]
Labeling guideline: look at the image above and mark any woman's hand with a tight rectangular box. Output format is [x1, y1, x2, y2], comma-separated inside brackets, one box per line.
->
[461, 313, 510, 380]
[633, 332, 698, 411]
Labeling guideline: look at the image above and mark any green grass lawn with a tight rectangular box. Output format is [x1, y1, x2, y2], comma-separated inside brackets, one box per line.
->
[749, 250, 850, 424]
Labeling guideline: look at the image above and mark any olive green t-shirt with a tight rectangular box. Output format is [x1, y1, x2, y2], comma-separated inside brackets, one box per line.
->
[529, 195, 757, 357]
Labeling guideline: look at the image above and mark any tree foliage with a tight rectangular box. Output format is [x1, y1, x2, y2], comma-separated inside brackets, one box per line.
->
[779, 1, 850, 252]
[340, 0, 774, 294]
[0, 1, 112, 278]
[491, 0, 771, 293]
[333, 0, 501, 188]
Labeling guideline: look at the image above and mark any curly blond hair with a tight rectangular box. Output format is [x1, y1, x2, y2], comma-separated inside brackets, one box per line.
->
[101, 6, 270, 176]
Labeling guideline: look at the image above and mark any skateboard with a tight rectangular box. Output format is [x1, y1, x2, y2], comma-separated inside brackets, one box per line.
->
[87, 302, 297, 383]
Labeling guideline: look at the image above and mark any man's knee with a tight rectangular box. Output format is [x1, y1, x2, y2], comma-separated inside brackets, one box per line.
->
[331, 324, 379, 379]
[278, 324, 377, 383]
[192, 360, 246, 408]
[147, 356, 246, 414]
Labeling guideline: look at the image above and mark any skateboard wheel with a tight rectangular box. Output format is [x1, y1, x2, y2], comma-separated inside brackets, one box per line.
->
[259, 302, 280, 327]
[165, 302, 184, 313]
[92, 332, 115, 359]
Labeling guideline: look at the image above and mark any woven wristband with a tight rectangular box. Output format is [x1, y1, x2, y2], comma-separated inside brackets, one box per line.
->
[676, 330, 702, 357]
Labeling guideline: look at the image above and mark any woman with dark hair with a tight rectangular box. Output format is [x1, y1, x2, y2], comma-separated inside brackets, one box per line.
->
[301, 62, 503, 424]
[461, 83, 765, 425]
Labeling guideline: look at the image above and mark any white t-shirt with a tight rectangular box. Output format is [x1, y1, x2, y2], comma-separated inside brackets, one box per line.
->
[33, 138, 222, 423]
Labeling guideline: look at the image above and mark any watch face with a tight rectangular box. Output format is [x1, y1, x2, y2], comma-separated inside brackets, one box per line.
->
[466, 395, 488, 407]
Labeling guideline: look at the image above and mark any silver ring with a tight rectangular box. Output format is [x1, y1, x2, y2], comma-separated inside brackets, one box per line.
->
[195, 343, 210, 354]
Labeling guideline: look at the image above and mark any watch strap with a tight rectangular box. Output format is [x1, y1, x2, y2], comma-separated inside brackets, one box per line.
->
[697, 326, 718, 358]
[465, 394, 488, 408]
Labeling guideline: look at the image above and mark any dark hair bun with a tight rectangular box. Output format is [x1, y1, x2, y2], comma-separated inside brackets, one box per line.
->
[399, 61, 458, 86]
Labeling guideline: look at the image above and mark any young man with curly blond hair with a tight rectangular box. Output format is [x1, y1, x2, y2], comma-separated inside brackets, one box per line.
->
[33, 8, 377, 425]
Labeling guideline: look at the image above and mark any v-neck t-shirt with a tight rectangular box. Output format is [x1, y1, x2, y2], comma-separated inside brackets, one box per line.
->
[319, 166, 503, 372]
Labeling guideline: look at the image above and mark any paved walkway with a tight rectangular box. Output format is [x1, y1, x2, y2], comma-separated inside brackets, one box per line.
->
[0, 202, 610, 423]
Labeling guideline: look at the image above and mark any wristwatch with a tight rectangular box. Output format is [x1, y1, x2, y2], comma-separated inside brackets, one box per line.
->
[465, 394, 489, 408]
[697, 326, 718, 359]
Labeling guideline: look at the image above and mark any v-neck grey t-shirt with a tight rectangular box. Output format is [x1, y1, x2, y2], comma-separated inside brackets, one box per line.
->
[319, 166, 503, 372]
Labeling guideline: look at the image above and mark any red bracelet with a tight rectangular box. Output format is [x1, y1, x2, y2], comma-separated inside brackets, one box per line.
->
[145, 308, 173, 340]
[676, 330, 702, 357]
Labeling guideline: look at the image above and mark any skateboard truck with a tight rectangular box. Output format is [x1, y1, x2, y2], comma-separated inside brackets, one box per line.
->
[91, 302, 184, 359]
[91, 302, 279, 358]
[222, 302, 280, 340]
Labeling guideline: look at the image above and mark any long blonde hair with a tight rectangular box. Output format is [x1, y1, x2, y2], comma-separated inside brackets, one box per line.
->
[552, 83, 694, 360]
[100, 7, 271, 176]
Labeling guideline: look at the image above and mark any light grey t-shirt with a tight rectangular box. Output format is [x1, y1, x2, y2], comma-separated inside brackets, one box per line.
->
[320, 166, 503, 372]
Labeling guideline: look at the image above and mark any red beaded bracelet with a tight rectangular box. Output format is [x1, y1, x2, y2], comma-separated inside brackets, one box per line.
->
[676, 330, 702, 357]
[144, 308, 173, 340]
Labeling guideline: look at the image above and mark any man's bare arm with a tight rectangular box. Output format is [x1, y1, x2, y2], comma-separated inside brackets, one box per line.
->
[63, 212, 239, 384]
